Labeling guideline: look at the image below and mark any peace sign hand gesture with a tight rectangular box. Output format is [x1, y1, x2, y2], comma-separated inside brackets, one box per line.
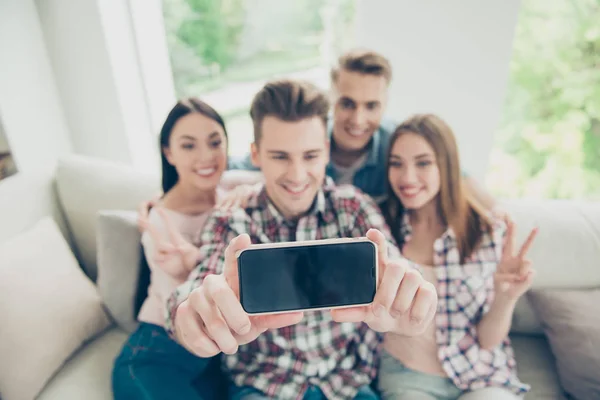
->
[494, 219, 539, 300]
[140, 207, 200, 279]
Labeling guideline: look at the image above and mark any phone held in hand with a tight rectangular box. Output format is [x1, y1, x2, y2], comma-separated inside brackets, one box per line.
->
[236, 237, 378, 315]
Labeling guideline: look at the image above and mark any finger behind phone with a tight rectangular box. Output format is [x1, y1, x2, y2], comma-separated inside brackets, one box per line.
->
[330, 306, 368, 323]
[252, 312, 305, 330]
[206, 276, 252, 335]
[176, 301, 220, 357]
[390, 268, 421, 317]
[366, 229, 389, 288]
[223, 234, 251, 293]
[409, 282, 436, 323]
[194, 288, 239, 355]
[372, 260, 406, 316]
[366, 229, 388, 264]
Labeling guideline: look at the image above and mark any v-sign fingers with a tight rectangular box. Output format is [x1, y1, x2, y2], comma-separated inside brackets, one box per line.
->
[145, 220, 164, 247]
[518, 259, 533, 277]
[518, 227, 538, 260]
[503, 219, 516, 257]
[157, 207, 183, 245]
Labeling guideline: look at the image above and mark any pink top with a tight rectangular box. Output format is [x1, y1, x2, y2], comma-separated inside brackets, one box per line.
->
[137, 207, 210, 327]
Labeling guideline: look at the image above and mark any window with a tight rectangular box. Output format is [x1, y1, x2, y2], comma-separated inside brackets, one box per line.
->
[487, 0, 600, 200]
[161, 0, 357, 156]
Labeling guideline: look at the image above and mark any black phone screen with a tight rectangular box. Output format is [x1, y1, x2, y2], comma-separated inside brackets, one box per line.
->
[237, 241, 377, 314]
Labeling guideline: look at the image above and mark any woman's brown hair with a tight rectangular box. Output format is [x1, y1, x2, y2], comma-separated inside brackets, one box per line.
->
[381, 114, 492, 263]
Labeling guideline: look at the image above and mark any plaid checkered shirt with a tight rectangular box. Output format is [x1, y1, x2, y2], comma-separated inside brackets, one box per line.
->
[398, 213, 530, 395]
[165, 178, 401, 400]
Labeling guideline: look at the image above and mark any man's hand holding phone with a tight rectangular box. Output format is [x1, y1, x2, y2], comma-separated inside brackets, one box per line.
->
[331, 229, 438, 336]
[175, 229, 438, 357]
[174, 234, 304, 357]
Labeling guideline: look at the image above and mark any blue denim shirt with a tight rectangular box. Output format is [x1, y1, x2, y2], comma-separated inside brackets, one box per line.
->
[228, 118, 397, 202]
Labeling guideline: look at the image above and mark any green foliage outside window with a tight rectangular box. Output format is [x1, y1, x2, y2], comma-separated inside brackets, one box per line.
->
[488, 0, 600, 200]
[176, 0, 245, 72]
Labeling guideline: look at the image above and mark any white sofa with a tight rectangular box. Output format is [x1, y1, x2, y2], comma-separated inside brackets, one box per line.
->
[1, 154, 598, 399]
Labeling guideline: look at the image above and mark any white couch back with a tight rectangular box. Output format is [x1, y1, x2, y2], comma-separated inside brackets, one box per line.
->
[54, 155, 159, 281]
[0, 155, 159, 282]
[1, 155, 599, 335]
[504, 200, 600, 333]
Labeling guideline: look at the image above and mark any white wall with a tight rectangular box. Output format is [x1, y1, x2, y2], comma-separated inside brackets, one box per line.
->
[354, 0, 522, 182]
[0, 0, 72, 175]
[35, 0, 129, 165]
[35, 0, 163, 172]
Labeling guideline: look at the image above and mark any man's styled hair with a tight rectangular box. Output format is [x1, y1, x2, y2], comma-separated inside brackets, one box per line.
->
[250, 79, 330, 144]
[330, 49, 392, 84]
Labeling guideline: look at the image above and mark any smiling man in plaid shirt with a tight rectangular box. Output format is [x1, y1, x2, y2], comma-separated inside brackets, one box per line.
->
[165, 80, 438, 400]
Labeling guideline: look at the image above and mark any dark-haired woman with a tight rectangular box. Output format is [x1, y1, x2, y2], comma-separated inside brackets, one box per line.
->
[112, 98, 259, 399]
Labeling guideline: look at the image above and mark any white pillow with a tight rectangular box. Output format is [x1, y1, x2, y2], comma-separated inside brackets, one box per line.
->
[0, 217, 111, 400]
[96, 210, 143, 333]
[55, 155, 159, 281]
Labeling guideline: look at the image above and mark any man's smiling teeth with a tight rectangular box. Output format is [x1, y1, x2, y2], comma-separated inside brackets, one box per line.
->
[284, 184, 309, 194]
[348, 128, 367, 136]
[196, 167, 216, 176]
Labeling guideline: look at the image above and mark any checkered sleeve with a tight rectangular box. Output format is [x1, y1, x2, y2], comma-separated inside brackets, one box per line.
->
[164, 212, 237, 339]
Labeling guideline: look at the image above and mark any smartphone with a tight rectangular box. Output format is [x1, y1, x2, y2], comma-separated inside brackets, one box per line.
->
[236, 237, 377, 315]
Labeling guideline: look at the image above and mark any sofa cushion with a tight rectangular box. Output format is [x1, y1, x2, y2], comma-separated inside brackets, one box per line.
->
[36, 334, 566, 400]
[0, 217, 111, 400]
[0, 171, 70, 247]
[510, 334, 566, 399]
[37, 327, 128, 400]
[55, 155, 159, 281]
[97, 210, 143, 333]
[511, 296, 544, 335]
[528, 289, 600, 400]
[504, 199, 600, 334]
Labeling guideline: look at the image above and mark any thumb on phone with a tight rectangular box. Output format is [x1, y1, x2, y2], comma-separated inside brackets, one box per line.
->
[366, 228, 387, 286]
[223, 233, 251, 297]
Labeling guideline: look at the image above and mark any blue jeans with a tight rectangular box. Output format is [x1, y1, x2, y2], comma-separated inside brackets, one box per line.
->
[229, 384, 379, 400]
[112, 322, 227, 400]
[377, 350, 521, 400]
